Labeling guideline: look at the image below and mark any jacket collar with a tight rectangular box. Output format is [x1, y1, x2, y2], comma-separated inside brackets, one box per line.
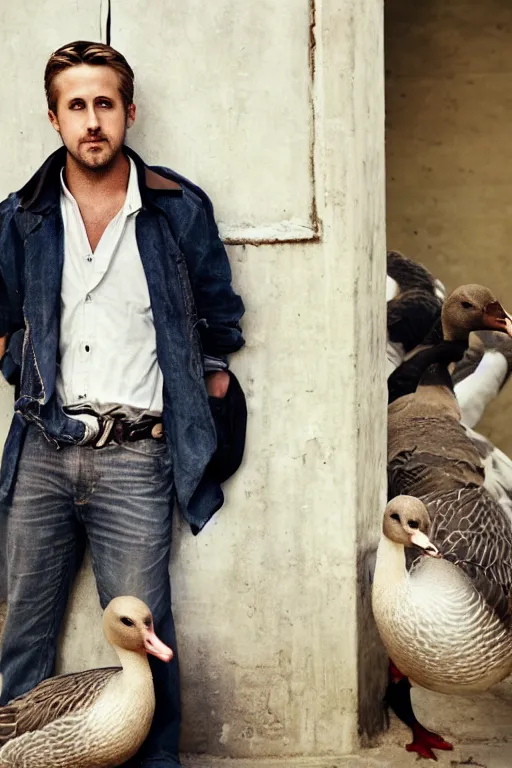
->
[18, 145, 182, 214]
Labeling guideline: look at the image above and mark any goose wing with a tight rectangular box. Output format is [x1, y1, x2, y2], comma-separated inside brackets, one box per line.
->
[389, 449, 511, 624]
[0, 666, 120, 744]
[464, 426, 512, 524]
[423, 487, 511, 625]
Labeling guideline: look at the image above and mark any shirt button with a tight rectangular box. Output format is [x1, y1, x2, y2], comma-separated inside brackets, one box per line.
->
[86, 256, 93, 262]
[85, 345, 90, 352]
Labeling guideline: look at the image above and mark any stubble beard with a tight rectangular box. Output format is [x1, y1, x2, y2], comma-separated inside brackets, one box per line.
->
[63, 130, 127, 173]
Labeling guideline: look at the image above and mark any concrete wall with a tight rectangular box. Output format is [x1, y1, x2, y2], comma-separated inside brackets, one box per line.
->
[0, 0, 388, 762]
[385, 0, 512, 741]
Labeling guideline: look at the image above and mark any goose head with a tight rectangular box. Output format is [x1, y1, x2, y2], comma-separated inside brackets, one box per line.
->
[383, 496, 441, 557]
[441, 285, 512, 342]
[103, 596, 173, 662]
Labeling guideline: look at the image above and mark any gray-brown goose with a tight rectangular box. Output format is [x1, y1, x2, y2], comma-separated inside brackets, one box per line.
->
[382, 352, 512, 759]
[373, 494, 511, 759]
[386, 271, 512, 536]
[386, 254, 512, 426]
[387, 283, 512, 404]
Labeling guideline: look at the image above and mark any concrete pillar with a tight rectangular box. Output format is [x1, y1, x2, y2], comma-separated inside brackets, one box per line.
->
[0, 0, 388, 762]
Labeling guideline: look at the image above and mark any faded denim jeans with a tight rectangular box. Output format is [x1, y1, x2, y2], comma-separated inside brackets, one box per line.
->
[0, 426, 181, 768]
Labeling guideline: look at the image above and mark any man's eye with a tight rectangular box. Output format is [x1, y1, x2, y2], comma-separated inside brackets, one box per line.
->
[97, 100, 112, 108]
[70, 103, 84, 110]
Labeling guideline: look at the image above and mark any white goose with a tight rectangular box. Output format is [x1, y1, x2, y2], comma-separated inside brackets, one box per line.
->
[373, 496, 512, 694]
[383, 343, 512, 758]
[373, 495, 512, 760]
[0, 596, 173, 768]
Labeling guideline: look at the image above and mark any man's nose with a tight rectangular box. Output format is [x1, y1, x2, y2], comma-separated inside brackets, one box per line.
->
[85, 105, 100, 132]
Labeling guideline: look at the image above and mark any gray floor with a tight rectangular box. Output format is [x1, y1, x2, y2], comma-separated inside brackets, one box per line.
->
[182, 704, 511, 767]
[182, 742, 512, 767]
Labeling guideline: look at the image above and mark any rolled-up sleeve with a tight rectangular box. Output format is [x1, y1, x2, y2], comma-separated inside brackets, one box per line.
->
[0, 203, 13, 338]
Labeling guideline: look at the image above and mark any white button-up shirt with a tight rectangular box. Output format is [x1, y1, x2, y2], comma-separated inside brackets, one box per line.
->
[56, 158, 164, 416]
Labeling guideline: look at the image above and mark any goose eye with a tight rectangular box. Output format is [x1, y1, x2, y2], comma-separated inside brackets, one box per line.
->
[120, 617, 135, 627]
[407, 519, 420, 529]
[143, 617, 152, 628]
[461, 301, 473, 309]
[390, 513, 400, 522]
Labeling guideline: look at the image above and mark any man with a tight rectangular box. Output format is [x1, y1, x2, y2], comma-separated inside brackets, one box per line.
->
[0, 40, 245, 768]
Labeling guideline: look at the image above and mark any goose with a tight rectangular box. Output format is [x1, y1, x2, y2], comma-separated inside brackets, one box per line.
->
[386, 278, 512, 512]
[386, 253, 512, 427]
[387, 283, 512, 404]
[383, 357, 512, 759]
[386, 251, 444, 377]
[386, 265, 512, 526]
[0, 596, 173, 768]
[373, 496, 512, 760]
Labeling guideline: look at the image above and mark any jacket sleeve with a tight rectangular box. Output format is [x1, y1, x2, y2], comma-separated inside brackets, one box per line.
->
[0, 201, 14, 338]
[0, 197, 25, 388]
[180, 193, 245, 363]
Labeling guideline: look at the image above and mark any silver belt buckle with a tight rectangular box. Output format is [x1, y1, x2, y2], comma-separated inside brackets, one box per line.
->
[94, 414, 115, 448]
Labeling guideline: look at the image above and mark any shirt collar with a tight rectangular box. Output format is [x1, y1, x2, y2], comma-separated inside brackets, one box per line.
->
[59, 156, 142, 216]
[124, 157, 142, 215]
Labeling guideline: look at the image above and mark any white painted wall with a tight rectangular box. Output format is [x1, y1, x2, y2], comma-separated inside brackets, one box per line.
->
[0, 1, 387, 762]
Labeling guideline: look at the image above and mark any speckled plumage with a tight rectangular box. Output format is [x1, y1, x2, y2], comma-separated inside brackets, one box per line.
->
[381, 385, 512, 695]
[373, 535, 512, 694]
[0, 597, 170, 768]
[0, 663, 154, 767]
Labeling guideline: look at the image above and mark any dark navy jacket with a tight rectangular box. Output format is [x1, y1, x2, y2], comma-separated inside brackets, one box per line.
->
[0, 145, 245, 533]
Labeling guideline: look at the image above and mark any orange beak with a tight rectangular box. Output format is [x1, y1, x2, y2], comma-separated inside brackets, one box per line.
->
[410, 530, 442, 558]
[483, 301, 512, 337]
[144, 629, 174, 662]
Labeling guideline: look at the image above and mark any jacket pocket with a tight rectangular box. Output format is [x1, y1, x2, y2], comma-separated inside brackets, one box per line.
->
[1, 327, 24, 386]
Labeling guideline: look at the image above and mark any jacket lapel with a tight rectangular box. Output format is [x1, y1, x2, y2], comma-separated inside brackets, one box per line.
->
[20, 208, 64, 405]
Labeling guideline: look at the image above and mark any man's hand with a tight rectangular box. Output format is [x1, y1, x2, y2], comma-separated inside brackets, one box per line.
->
[206, 370, 230, 398]
[0, 336, 6, 360]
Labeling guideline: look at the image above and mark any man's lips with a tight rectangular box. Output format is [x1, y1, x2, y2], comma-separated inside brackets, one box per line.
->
[81, 138, 106, 145]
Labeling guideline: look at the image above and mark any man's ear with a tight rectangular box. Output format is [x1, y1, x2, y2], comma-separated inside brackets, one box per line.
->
[126, 103, 136, 130]
[48, 109, 61, 133]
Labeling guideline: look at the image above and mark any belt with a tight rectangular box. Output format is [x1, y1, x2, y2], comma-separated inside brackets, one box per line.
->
[72, 411, 164, 449]
[93, 415, 164, 448]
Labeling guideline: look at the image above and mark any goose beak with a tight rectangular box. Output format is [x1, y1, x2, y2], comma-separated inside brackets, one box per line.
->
[410, 530, 441, 558]
[144, 629, 174, 662]
[482, 301, 512, 337]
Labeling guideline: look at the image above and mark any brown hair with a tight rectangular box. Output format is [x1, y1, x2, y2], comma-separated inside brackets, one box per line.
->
[44, 40, 134, 113]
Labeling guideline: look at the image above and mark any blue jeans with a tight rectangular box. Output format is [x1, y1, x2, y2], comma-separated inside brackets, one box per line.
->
[0, 426, 181, 768]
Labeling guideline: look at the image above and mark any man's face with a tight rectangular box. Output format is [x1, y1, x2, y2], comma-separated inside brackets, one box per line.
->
[48, 64, 135, 171]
